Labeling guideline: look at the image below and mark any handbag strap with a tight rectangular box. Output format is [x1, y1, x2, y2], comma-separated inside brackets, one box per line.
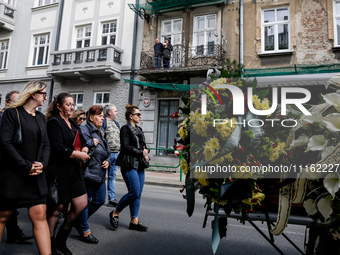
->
[15, 108, 22, 129]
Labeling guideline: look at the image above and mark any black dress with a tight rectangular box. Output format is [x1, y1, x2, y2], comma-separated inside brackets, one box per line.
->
[0, 106, 50, 210]
[46, 115, 87, 203]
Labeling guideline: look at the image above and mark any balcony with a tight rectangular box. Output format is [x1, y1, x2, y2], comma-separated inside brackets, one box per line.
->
[47, 45, 123, 83]
[0, 2, 15, 31]
[138, 44, 226, 81]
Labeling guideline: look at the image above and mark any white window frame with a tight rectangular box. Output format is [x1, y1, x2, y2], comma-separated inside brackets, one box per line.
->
[70, 93, 84, 109]
[161, 18, 183, 44]
[94, 92, 110, 106]
[334, 1, 340, 46]
[32, 33, 50, 66]
[4, 0, 15, 6]
[101, 21, 117, 46]
[261, 6, 290, 52]
[0, 40, 9, 69]
[38, 0, 57, 6]
[193, 14, 217, 56]
[76, 25, 92, 48]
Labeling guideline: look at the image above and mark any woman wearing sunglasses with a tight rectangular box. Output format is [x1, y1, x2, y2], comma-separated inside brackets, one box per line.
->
[109, 104, 149, 232]
[71, 108, 86, 126]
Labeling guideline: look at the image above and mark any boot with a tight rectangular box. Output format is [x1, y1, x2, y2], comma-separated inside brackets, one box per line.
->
[51, 237, 58, 255]
[55, 226, 72, 255]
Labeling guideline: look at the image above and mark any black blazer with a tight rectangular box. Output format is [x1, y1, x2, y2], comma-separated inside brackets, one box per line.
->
[116, 123, 148, 170]
[46, 115, 87, 181]
[0, 106, 50, 198]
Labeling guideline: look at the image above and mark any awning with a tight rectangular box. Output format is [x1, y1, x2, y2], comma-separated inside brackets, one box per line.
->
[128, 0, 227, 17]
[124, 78, 195, 92]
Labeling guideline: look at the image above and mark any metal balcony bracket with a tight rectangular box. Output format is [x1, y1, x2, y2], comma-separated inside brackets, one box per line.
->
[74, 71, 91, 83]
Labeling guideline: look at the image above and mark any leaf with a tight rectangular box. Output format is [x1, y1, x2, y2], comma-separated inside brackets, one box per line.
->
[185, 173, 195, 217]
[323, 173, 340, 199]
[220, 179, 238, 198]
[303, 199, 318, 216]
[317, 195, 333, 222]
[257, 89, 269, 100]
[181, 96, 189, 106]
[305, 135, 327, 152]
[212, 204, 220, 254]
[179, 107, 190, 115]
[321, 113, 340, 132]
[221, 68, 230, 78]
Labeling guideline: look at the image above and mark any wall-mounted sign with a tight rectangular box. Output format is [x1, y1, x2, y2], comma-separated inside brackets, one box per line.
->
[143, 97, 151, 107]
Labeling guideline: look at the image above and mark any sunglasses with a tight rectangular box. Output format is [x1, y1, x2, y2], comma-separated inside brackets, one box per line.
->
[36, 91, 47, 98]
[78, 117, 85, 121]
[132, 113, 142, 117]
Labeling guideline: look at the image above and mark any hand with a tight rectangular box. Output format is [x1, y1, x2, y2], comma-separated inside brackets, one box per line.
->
[102, 161, 109, 169]
[81, 147, 89, 154]
[29, 161, 43, 176]
[93, 138, 100, 146]
[72, 151, 90, 161]
[144, 156, 149, 162]
[143, 146, 148, 158]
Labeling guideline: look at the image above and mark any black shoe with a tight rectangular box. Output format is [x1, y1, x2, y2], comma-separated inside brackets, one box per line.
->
[128, 222, 148, 232]
[79, 233, 99, 244]
[56, 227, 72, 255]
[109, 211, 119, 230]
[6, 226, 34, 243]
[107, 199, 118, 207]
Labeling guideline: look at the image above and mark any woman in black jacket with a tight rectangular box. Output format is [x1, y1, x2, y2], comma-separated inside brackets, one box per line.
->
[109, 104, 149, 232]
[0, 81, 51, 254]
[77, 105, 110, 244]
[46, 93, 90, 255]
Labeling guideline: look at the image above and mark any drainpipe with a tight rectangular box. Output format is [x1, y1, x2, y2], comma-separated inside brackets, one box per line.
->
[239, 0, 244, 77]
[49, 0, 64, 104]
[128, 0, 139, 105]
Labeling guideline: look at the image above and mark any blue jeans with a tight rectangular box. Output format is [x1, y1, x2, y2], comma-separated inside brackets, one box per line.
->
[154, 57, 162, 68]
[107, 152, 119, 201]
[79, 180, 106, 233]
[116, 169, 145, 218]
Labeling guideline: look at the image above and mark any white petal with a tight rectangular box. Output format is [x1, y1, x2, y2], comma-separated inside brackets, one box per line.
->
[305, 135, 328, 152]
[302, 112, 322, 123]
[323, 93, 340, 107]
[323, 173, 340, 199]
[321, 113, 340, 131]
[321, 146, 336, 160]
[289, 135, 310, 149]
[303, 199, 318, 216]
[317, 195, 333, 221]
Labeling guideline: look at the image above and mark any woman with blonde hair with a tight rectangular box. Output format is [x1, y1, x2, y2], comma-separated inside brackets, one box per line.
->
[71, 108, 86, 126]
[0, 80, 51, 254]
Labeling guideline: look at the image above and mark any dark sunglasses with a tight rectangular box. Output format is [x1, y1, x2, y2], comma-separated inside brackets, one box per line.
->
[36, 91, 47, 98]
[132, 113, 142, 117]
[78, 117, 85, 121]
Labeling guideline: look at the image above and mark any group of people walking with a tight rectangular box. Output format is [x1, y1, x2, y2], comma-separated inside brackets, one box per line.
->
[0, 80, 150, 255]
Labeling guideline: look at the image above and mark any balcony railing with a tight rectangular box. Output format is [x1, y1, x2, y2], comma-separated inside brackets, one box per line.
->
[0, 2, 15, 30]
[140, 44, 225, 70]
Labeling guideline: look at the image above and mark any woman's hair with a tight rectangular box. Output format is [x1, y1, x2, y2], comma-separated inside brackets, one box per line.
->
[10, 81, 47, 108]
[46, 92, 73, 120]
[70, 108, 85, 120]
[125, 104, 139, 121]
[86, 105, 103, 121]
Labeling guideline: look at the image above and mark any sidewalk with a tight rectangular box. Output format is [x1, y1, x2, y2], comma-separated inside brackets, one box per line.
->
[116, 170, 184, 188]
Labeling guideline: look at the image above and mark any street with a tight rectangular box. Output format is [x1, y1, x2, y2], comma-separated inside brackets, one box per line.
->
[0, 182, 306, 255]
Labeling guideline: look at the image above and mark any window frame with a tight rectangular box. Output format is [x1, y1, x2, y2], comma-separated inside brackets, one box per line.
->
[101, 21, 117, 46]
[38, 0, 57, 6]
[32, 33, 50, 66]
[193, 14, 217, 56]
[4, 0, 15, 6]
[156, 100, 179, 156]
[161, 18, 183, 44]
[70, 93, 84, 109]
[93, 92, 110, 106]
[0, 40, 9, 70]
[76, 25, 92, 48]
[261, 6, 290, 53]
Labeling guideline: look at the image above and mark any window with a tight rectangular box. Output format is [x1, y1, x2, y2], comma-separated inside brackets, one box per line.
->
[4, 0, 15, 6]
[94, 92, 110, 106]
[0, 40, 9, 69]
[32, 34, 50, 66]
[71, 93, 84, 109]
[193, 14, 216, 55]
[38, 0, 57, 6]
[101, 21, 117, 45]
[156, 100, 179, 156]
[334, 1, 340, 46]
[76, 25, 91, 48]
[262, 7, 289, 52]
[161, 18, 182, 45]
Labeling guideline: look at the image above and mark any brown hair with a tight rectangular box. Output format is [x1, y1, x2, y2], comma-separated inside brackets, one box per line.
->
[46, 92, 73, 120]
[125, 104, 139, 121]
[71, 108, 85, 120]
[86, 105, 103, 121]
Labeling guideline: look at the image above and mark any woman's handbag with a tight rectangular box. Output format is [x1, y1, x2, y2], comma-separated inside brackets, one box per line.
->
[48, 179, 59, 205]
[12, 108, 23, 144]
[140, 157, 150, 169]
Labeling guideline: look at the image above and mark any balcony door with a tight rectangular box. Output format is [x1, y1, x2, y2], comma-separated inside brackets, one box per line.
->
[161, 18, 182, 67]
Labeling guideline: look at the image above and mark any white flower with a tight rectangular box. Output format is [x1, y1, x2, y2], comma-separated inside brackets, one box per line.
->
[321, 113, 340, 132]
[321, 146, 336, 160]
[303, 199, 317, 216]
[289, 135, 309, 149]
[305, 135, 328, 152]
[301, 112, 322, 123]
[323, 173, 340, 199]
[323, 93, 340, 113]
[317, 195, 333, 222]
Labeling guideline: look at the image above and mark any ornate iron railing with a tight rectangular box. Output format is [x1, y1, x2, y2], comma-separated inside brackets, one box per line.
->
[140, 44, 226, 70]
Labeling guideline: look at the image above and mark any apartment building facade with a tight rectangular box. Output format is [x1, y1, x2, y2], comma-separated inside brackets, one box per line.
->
[0, 0, 144, 126]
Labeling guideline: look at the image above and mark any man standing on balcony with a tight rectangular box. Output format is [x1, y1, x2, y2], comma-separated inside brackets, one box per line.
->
[105, 104, 120, 207]
[154, 38, 164, 69]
